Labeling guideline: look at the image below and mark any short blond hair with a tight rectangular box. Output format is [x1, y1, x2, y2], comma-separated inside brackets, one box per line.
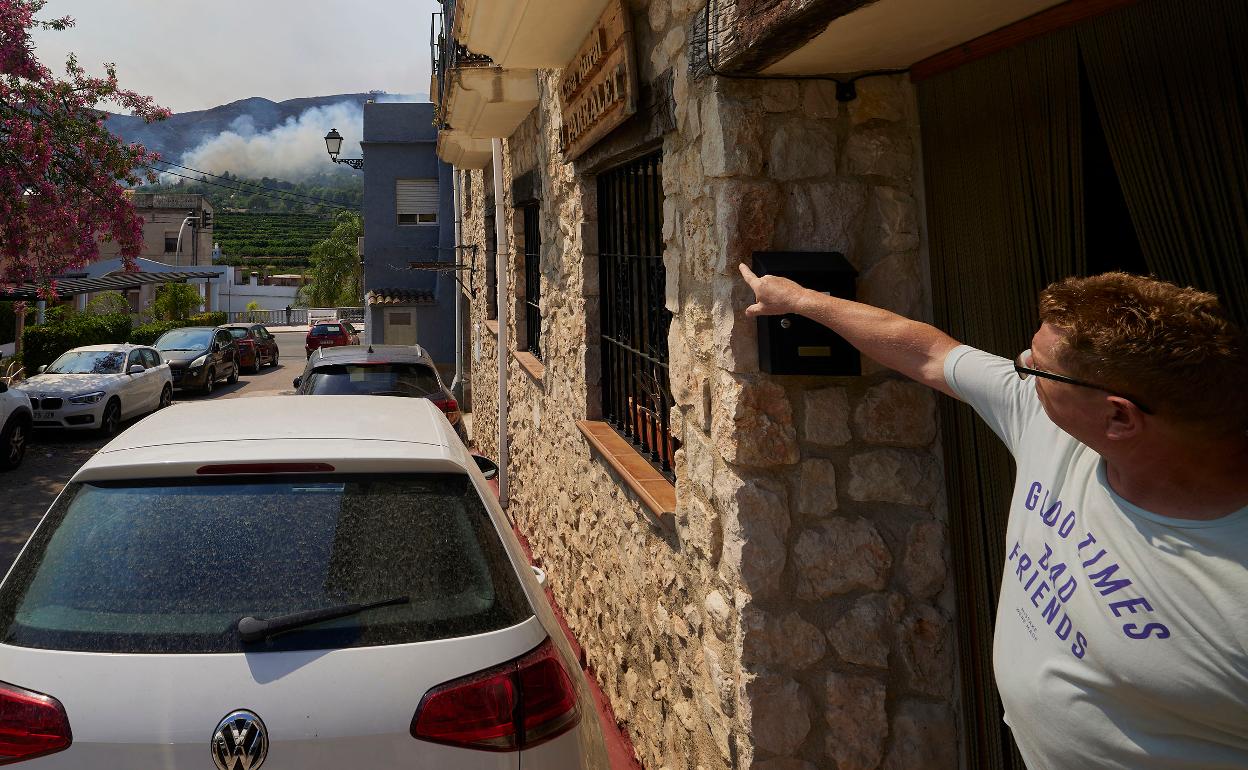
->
[1038, 272, 1248, 434]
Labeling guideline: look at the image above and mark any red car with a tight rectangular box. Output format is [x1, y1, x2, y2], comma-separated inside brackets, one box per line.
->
[219, 323, 280, 374]
[305, 321, 360, 357]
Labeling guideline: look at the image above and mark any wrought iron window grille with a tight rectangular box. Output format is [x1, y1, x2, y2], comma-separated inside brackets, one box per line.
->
[597, 152, 677, 482]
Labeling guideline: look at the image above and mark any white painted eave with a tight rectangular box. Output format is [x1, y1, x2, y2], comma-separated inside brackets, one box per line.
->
[762, 0, 1066, 75]
[437, 130, 494, 169]
[441, 66, 539, 141]
[454, 0, 609, 69]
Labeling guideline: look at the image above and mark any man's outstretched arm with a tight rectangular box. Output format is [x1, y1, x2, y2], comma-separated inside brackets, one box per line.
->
[739, 263, 964, 400]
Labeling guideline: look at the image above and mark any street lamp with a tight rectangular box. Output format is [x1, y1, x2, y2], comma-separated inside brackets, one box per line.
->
[324, 128, 364, 170]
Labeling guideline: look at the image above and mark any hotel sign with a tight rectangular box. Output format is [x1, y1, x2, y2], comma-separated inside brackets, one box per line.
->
[558, 0, 637, 161]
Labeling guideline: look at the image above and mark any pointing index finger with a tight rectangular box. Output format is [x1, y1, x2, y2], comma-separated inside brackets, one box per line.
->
[738, 262, 759, 285]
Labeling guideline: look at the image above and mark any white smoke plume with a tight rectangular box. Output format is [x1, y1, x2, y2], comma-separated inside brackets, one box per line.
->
[178, 101, 364, 181]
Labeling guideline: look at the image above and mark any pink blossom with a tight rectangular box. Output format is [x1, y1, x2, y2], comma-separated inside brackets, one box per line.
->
[1, 0, 168, 289]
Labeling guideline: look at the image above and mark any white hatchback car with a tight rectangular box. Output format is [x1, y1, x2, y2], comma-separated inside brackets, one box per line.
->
[15, 344, 172, 435]
[0, 396, 609, 769]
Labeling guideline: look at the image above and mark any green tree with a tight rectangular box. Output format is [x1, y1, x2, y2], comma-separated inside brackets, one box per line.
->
[149, 283, 201, 321]
[300, 212, 363, 307]
[83, 291, 132, 316]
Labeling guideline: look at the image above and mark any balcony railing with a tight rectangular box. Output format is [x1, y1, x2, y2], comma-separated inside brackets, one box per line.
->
[430, 5, 494, 127]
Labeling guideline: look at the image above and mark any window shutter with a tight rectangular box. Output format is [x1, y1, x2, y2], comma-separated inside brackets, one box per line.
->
[396, 179, 439, 215]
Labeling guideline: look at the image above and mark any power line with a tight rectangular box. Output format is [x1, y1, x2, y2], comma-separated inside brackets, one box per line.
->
[138, 164, 357, 211]
[150, 159, 360, 208]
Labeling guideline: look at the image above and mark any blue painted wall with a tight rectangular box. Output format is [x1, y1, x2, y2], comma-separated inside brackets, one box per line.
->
[361, 101, 456, 366]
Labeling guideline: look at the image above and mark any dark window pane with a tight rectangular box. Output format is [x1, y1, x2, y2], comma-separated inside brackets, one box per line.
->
[305, 363, 440, 397]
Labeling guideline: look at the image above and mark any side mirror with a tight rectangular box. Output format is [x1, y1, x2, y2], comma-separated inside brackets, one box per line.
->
[128, 364, 146, 375]
[532, 565, 548, 588]
[37, 365, 47, 374]
[0, 381, 7, 394]
[292, 377, 302, 389]
[473, 455, 499, 480]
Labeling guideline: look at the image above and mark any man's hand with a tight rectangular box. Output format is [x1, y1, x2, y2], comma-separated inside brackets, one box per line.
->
[739, 263, 809, 317]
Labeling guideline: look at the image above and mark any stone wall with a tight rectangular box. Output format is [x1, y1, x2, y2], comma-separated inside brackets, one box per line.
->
[457, 1, 960, 767]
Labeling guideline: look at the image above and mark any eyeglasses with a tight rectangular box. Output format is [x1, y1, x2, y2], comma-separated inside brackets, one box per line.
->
[1015, 350, 1153, 414]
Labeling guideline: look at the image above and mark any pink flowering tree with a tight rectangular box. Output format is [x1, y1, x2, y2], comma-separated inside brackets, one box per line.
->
[1, 0, 170, 295]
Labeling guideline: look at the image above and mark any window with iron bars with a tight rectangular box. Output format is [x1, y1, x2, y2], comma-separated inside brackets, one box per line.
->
[597, 152, 677, 482]
[522, 204, 542, 360]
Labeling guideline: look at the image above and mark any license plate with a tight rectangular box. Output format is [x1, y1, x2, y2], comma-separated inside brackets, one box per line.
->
[33, 411, 54, 420]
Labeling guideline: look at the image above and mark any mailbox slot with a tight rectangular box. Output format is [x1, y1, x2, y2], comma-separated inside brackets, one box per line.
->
[753, 251, 860, 376]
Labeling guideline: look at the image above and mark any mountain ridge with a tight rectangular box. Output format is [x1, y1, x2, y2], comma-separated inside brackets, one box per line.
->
[106, 92, 419, 164]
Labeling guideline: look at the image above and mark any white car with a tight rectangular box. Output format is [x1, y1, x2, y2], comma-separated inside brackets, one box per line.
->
[15, 344, 173, 435]
[0, 379, 33, 470]
[0, 396, 610, 769]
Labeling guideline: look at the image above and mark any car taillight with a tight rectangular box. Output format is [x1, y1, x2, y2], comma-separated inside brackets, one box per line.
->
[432, 397, 461, 425]
[411, 638, 579, 752]
[0, 681, 72, 764]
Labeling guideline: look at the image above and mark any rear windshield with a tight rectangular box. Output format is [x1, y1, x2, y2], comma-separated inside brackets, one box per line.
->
[311, 324, 342, 335]
[303, 363, 440, 397]
[226, 328, 251, 339]
[0, 474, 532, 654]
[155, 329, 212, 351]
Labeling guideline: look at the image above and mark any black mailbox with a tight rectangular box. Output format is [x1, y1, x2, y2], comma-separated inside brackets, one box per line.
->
[753, 251, 860, 376]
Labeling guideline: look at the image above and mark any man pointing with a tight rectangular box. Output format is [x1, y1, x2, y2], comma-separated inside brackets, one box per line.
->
[739, 263, 1248, 768]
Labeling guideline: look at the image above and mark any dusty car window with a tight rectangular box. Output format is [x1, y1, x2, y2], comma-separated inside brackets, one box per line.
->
[227, 328, 251, 339]
[45, 351, 126, 374]
[155, 329, 212, 351]
[304, 364, 441, 397]
[0, 474, 531, 653]
[311, 324, 343, 335]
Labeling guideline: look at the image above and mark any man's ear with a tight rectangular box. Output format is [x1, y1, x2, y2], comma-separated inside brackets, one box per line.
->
[1104, 397, 1143, 441]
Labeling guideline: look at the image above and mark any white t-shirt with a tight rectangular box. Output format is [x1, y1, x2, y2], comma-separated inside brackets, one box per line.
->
[944, 345, 1248, 769]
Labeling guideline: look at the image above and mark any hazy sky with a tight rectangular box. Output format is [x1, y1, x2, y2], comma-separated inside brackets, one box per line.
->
[32, 0, 442, 114]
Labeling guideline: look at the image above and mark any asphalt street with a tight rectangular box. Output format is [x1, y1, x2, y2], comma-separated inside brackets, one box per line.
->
[0, 329, 309, 571]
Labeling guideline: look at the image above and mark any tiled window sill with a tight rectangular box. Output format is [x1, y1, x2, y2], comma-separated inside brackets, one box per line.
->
[513, 350, 545, 382]
[576, 420, 676, 520]
[484, 319, 499, 336]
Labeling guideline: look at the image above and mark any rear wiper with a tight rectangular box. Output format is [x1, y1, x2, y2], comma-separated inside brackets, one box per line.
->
[236, 595, 410, 642]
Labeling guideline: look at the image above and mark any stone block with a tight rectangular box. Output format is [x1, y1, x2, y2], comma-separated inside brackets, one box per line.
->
[802, 387, 851, 447]
[859, 251, 923, 319]
[848, 75, 911, 126]
[801, 81, 840, 119]
[901, 520, 946, 600]
[647, 0, 669, 31]
[796, 458, 837, 516]
[856, 186, 921, 265]
[711, 180, 781, 274]
[704, 589, 733, 641]
[715, 473, 790, 600]
[768, 120, 837, 181]
[712, 372, 799, 467]
[826, 592, 903, 669]
[773, 180, 869, 255]
[678, 493, 723, 567]
[844, 123, 913, 181]
[745, 674, 811, 756]
[847, 449, 941, 507]
[712, 277, 760, 373]
[741, 607, 827, 670]
[882, 701, 958, 770]
[721, 79, 802, 114]
[703, 97, 764, 178]
[853, 380, 938, 447]
[898, 605, 953, 697]
[823, 673, 888, 770]
[792, 517, 892, 600]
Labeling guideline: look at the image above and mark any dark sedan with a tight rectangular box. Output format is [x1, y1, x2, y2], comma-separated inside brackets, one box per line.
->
[155, 327, 239, 395]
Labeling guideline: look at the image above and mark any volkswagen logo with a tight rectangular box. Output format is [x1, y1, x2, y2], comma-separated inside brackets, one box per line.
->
[211, 710, 269, 770]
